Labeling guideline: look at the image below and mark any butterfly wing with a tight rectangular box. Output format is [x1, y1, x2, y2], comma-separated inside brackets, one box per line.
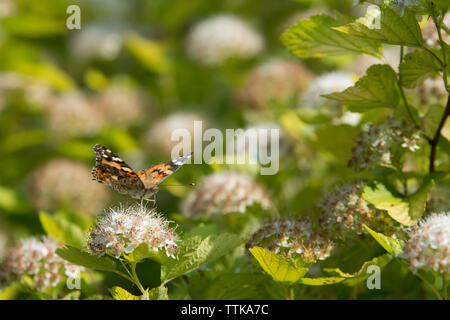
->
[137, 152, 193, 190]
[91, 144, 146, 198]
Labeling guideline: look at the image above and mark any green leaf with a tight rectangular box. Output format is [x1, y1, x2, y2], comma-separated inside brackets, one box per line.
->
[56, 246, 119, 273]
[249, 247, 309, 283]
[281, 14, 382, 59]
[7, 61, 75, 91]
[363, 225, 404, 256]
[399, 50, 441, 88]
[160, 233, 243, 284]
[323, 64, 399, 112]
[0, 186, 23, 212]
[109, 286, 140, 300]
[423, 104, 446, 139]
[124, 243, 171, 265]
[148, 286, 169, 300]
[39, 212, 86, 249]
[298, 277, 345, 286]
[124, 33, 171, 73]
[335, 7, 423, 47]
[60, 291, 81, 300]
[324, 254, 393, 286]
[362, 179, 434, 226]
[1, 14, 66, 38]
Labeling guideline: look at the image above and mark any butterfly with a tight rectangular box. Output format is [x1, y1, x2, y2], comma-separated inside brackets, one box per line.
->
[91, 144, 193, 200]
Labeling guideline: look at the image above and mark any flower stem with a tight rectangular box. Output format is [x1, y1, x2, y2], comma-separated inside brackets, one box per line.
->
[428, 94, 450, 172]
[414, 271, 442, 300]
[443, 274, 448, 301]
[428, 4, 450, 173]
[130, 262, 146, 296]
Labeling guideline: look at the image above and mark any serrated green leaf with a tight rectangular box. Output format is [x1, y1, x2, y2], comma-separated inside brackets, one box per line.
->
[56, 246, 119, 273]
[160, 233, 243, 284]
[109, 286, 140, 300]
[423, 104, 446, 138]
[148, 286, 169, 300]
[399, 50, 441, 88]
[362, 179, 434, 226]
[323, 64, 399, 111]
[249, 247, 309, 283]
[363, 224, 404, 255]
[335, 7, 423, 47]
[323, 254, 393, 286]
[281, 14, 382, 59]
[39, 212, 86, 249]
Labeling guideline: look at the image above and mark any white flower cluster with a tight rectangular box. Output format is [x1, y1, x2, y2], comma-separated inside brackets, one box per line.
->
[186, 15, 264, 66]
[319, 182, 396, 240]
[0, 237, 84, 290]
[143, 112, 206, 155]
[93, 85, 146, 128]
[298, 71, 354, 109]
[246, 218, 335, 264]
[181, 172, 271, 217]
[88, 205, 178, 258]
[45, 92, 104, 138]
[349, 116, 421, 171]
[70, 24, 124, 61]
[27, 158, 109, 215]
[236, 58, 313, 110]
[402, 212, 450, 274]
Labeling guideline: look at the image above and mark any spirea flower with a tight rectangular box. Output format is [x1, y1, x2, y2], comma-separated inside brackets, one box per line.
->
[69, 24, 124, 61]
[0, 236, 84, 289]
[246, 218, 335, 264]
[319, 182, 396, 240]
[234, 122, 289, 160]
[143, 112, 206, 155]
[349, 116, 422, 171]
[94, 85, 146, 127]
[0, 72, 53, 108]
[181, 172, 271, 218]
[402, 212, 450, 274]
[298, 71, 354, 109]
[186, 15, 264, 66]
[44, 92, 104, 138]
[88, 205, 178, 258]
[27, 158, 109, 215]
[236, 58, 313, 110]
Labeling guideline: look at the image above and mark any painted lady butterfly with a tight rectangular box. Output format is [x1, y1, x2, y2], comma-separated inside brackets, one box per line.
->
[91, 144, 192, 200]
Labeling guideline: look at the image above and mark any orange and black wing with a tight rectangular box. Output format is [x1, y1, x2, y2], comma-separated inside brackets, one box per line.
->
[137, 153, 193, 189]
[91, 144, 146, 198]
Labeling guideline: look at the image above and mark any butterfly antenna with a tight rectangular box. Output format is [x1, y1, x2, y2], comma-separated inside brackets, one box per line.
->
[162, 183, 195, 187]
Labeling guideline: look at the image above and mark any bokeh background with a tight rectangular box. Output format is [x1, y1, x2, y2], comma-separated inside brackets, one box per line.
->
[0, 0, 449, 299]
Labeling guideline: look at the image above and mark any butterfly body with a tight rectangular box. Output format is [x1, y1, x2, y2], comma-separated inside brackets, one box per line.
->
[91, 144, 192, 199]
